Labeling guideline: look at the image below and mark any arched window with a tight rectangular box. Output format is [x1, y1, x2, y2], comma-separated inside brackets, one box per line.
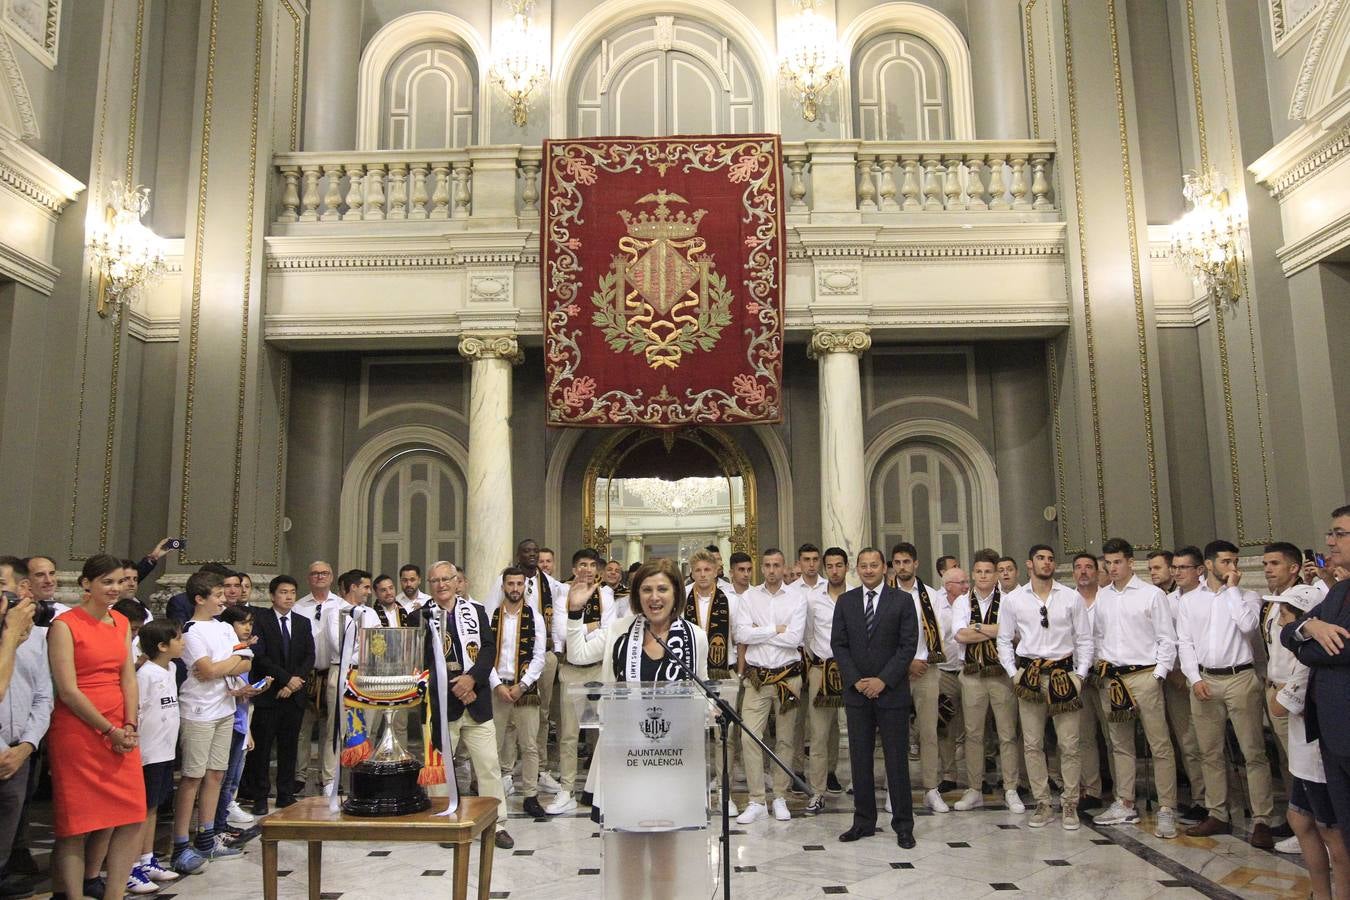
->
[380, 40, 477, 149]
[872, 441, 973, 569]
[365, 448, 465, 578]
[570, 15, 760, 137]
[851, 30, 951, 140]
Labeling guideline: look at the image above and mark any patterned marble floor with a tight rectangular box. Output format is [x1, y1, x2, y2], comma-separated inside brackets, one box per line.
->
[21, 781, 1317, 900]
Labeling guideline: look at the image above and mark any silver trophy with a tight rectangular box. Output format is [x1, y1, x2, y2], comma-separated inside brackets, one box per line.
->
[342, 626, 432, 816]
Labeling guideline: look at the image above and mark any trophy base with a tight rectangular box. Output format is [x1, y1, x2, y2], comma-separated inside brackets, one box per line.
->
[342, 760, 432, 817]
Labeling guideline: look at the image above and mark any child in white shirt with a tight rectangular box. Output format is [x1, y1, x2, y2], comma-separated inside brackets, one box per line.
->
[131, 619, 186, 891]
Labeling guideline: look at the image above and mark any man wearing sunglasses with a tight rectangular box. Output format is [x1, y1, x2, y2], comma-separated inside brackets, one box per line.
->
[994, 545, 1093, 829]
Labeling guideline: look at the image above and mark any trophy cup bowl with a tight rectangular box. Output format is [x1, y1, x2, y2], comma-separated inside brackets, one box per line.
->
[342, 626, 432, 816]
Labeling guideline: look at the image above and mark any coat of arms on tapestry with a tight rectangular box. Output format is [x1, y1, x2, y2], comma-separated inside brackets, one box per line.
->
[541, 135, 785, 427]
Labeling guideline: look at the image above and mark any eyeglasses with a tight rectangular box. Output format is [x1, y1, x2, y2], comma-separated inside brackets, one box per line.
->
[1326, 529, 1350, 540]
[428, 577, 454, 585]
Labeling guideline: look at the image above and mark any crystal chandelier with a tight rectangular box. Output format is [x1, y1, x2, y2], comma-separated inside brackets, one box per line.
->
[1169, 169, 1247, 310]
[623, 477, 726, 513]
[491, 0, 548, 127]
[86, 180, 167, 320]
[779, 0, 842, 122]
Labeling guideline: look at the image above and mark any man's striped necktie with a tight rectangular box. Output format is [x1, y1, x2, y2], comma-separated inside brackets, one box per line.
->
[864, 589, 878, 637]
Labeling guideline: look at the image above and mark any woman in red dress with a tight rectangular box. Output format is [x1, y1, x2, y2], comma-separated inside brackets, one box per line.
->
[47, 553, 146, 900]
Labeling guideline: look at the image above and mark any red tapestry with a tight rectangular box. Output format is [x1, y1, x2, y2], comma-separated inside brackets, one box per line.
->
[542, 135, 785, 427]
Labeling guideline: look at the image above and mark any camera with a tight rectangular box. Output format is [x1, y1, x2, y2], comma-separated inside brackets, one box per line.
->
[0, 593, 56, 632]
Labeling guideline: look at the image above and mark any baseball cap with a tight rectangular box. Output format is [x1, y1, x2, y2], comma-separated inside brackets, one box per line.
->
[1267, 583, 1321, 614]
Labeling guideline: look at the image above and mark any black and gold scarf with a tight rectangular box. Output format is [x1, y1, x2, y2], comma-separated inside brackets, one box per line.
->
[912, 579, 945, 664]
[805, 651, 843, 708]
[747, 661, 802, 712]
[582, 586, 603, 624]
[491, 603, 540, 706]
[686, 587, 733, 678]
[1014, 655, 1082, 716]
[962, 589, 1003, 676]
[374, 603, 409, 628]
[531, 571, 555, 638]
[1087, 661, 1148, 722]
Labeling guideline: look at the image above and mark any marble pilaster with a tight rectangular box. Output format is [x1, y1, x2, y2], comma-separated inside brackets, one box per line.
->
[625, 535, 644, 567]
[459, 334, 523, 601]
[302, 0, 361, 150]
[809, 329, 871, 565]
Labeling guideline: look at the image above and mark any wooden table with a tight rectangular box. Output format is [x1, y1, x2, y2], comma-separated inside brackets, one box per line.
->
[260, 796, 499, 900]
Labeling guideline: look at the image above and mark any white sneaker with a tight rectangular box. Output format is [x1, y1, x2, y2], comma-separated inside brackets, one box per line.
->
[538, 771, 563, 793]
[1092, 800, 1140, 825]
[1004, 789, 1025, 814]
[141, 857, 179, 883]
[1275, 835, 1302, 854]
[737, 802, 767, 824]
[726, 798, 740, 817]
[772, 797, 791, 821]
[925, 788, 950, 813]
[954, 788, 984, 811]
[544, 792, 577, 815]
[126, 865, 161, 895]
[1154, 806, 1177, 839]
[502, 774, 516, 797]
[225, 801, 256, 829]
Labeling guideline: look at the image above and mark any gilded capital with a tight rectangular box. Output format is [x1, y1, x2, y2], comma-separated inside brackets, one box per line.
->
[807, 329, 871, 359]
[458, 334, 523, 364]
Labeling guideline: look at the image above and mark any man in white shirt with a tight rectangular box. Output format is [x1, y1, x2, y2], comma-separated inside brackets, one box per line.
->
[398, 564, 431, 609]
[789, 544, 827, 796]
[727, 550, 754, 669]
[1261, 542, 1307, 786]
[891, 542, 950, 813]
[316, 569, 375, 792]
[1177, 541, 1275, 848]
[734, 548, 807, 824]
[936, 566, 969, 793]
[687, 549, 741, 815]
[998, 544, 1094, 830]
[490, 567, 548, 819]
[546, 548, 618, 815]
[1072, 553, 1110, 814]
[1091, 538, 1180, 837]
[952, 552, 1023, 813]
[1159, 553, 1208, 825]
[371, 575, 411, 627]
[537, 547, 557, 578]
[293, 560, 335, 789]
[801, 546, 846, 814]
[996, 556, 1021, 597]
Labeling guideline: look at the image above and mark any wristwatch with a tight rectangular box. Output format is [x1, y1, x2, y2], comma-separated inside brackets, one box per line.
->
[974, 622, 983, 633]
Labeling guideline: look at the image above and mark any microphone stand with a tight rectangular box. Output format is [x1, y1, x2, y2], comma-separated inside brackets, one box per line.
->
[649, 631, 809, 900]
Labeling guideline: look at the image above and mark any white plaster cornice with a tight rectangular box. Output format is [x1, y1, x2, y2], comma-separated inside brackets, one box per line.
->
[0, 237, 58, 292]
[788, 221, 1066, 260]
[0, 133, 84, 214]
[1276, 206, 1350, 274]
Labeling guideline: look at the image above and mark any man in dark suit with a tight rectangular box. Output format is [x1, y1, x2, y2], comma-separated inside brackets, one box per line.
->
[832, 546, 920, 847]
[242, 574, 315, 815]
[1282, 504, 1350, 828]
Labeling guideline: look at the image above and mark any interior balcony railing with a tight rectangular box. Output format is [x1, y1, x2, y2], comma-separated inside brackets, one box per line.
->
[269, 139, 1059, 229]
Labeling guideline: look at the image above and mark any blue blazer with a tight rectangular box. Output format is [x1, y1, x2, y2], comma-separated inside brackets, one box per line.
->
[1282, 580, 1350, 756]
[830, 583, 918, 709]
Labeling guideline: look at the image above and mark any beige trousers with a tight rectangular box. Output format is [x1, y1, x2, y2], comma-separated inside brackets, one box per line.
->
[1192, 668, 1274, 822]
[447, 715, 507, 830]
[938, 669, 965, 785]
[1077, 682, 1110, 798]
[740, 675, 801, 804]
[805, 664, 842, 796]
[557, 660, 601, 793]
[1101, 668, 1177, 809]
[1265, 681, 1290, 781]
[1165, 674, 1206, 805]
[1018, 671, 1082, 805]
[910, 664, 941, 790]
[493, 695, 541, 797]
[959, 671, 1021, 792]
[297, 686, 320, 783]
[499, 651, 558, 773]
[320, 664, 342, 785]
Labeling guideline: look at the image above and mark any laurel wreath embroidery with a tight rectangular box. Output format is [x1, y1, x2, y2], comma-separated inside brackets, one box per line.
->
[590, 268, 735, 369]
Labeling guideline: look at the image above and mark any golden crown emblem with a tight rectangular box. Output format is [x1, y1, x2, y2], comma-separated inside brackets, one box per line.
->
[618, 190, 707, 241]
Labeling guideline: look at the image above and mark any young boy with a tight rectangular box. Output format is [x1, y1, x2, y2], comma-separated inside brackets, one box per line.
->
[213, 605, 267, 845]
[130, 619, 187, 893]
[114, 597, 152, 669]
[172, 571, 252, 873]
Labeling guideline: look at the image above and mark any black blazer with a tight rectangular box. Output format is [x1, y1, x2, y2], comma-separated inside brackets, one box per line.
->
[410, 600, 497, 724]
[831, 583, 919, 709]
[1282, 580, 1350, 755]
[249, 606, 316, 709]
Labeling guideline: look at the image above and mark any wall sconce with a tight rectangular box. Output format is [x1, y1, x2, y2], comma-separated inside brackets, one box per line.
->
[779, 0, 842, 122]
[1169, 169, 1247, 310]
[491, 0, 548, 127]
[86, 180, 166, 319]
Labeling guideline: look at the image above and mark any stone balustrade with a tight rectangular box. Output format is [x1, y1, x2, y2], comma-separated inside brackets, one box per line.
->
[270, 140, 1057, 229]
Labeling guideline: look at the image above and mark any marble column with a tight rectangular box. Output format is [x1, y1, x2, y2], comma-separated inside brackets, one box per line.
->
[302, 0, 361, 150]
[717, 532, 732, 563]
[810, 329, 871, 564]
[968, 0, 1030, 139]
[625, 534, 644, 567]
[459, 334, 523, 602]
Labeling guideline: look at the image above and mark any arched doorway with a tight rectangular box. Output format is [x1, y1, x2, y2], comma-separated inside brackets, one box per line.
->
[581, 427, 758, 574]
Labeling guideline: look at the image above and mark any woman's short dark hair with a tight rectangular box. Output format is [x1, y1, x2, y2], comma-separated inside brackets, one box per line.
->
[219, 604, 254, 626]
[627, 558, 688, 618]
[79, 553, 124, 587]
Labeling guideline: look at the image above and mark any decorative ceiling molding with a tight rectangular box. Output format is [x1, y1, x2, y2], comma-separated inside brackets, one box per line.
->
[1289, 0, 1346, 119]
[0, 31, 39, 140]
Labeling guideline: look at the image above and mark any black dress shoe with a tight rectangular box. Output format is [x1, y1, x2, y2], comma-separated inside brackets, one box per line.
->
[1270, 821, 1294, 839]
[826, 772, 844, 794]
[838, 827, 875, 842]
[291, 780, 306, 795]
[523, 796, 547, 818]
[251, 799, 270, 817]
[579, 791, 594, 807]
[936, 779, 958, 793]
[896, 831, 916, 849]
